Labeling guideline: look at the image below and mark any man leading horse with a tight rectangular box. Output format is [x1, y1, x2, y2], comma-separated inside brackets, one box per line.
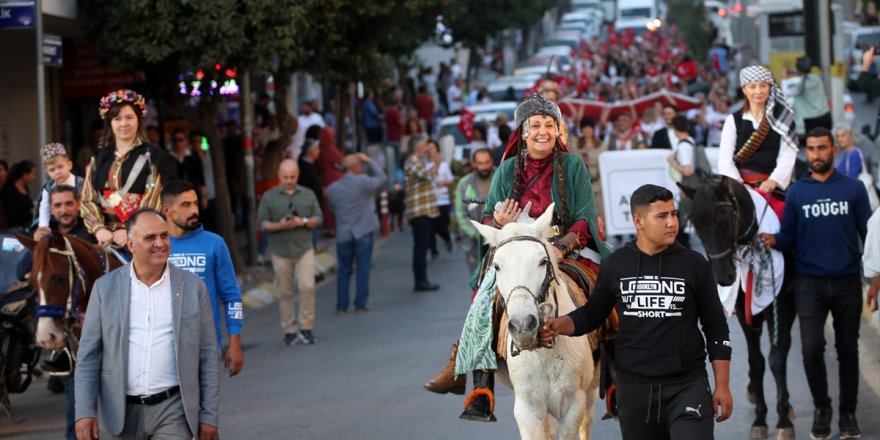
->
[541, 184, 733, 440]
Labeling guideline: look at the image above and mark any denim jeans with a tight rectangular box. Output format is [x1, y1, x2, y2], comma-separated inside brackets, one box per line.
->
[65, 377, 75, 440]
[793, 273, 862, 413]
[336, 233, 374, 311]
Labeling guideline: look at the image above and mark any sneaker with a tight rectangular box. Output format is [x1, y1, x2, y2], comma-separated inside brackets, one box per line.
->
[839, 413, 861, 439]
[283, 333, 297, 346]
[295, 330, 317, 345]
[810, 407, 832, 440]
[355, 307, 370, 314]
[335, 309, 347, 316]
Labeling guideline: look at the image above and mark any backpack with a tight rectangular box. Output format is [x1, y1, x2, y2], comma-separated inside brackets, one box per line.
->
[678, 139, 711, 186]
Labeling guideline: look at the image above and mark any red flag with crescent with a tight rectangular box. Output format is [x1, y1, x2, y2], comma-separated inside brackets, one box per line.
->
[458, 107, 476, 142]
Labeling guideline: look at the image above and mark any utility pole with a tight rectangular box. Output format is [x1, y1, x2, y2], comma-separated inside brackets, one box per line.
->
[804, 0, 833, 92]
[241, 70, 258, 264]
[35, 0, 46, 183]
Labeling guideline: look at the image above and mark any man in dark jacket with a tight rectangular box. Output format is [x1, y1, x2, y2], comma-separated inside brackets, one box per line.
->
[540, 184, 733, 439]
[760, 127, 871, 440]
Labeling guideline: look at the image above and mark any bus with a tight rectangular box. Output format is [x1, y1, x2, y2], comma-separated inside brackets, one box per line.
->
[752, 0, 851, 125]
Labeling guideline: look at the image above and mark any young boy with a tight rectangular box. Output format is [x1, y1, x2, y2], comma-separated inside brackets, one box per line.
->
[33, 143, 84, 239]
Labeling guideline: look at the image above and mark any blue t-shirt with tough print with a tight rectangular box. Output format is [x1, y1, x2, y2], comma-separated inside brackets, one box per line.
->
[169, 225, 243, 347]
[774, 170, 872, 277]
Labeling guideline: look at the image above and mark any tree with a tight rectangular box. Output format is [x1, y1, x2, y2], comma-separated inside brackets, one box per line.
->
[286, 0, 440, 151]
[78, 0, 309, 271]
[442, 0, 557, 83]
[667, 0, 709, 63]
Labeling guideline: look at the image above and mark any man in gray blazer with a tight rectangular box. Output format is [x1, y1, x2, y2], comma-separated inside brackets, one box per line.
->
[75, 209, 220, 440]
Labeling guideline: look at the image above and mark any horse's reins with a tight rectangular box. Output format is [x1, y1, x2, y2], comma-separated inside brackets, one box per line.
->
[36, 236, 114, 374]
[494, 235, 559, 357]
[706, 186, 782, 345]
[705, 194, 757, 260]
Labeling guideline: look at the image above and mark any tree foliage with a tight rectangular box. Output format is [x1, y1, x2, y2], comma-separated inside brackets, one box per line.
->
[667, 0, 708, 63]
[288, 0, 440, 86]
[443, 0, 557, 47]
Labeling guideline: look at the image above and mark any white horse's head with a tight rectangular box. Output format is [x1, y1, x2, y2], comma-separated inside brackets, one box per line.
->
[472, 203, 558, 352]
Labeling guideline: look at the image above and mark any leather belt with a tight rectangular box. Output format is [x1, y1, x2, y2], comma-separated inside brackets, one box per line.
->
[126, 386, 180, 406]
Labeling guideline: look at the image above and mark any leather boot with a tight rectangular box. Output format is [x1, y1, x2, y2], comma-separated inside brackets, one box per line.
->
[424, 341, 466, 395]
[460, 370, 496, 422]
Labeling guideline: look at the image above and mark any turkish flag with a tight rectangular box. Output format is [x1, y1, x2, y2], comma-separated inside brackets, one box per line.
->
[577, 71, 591, 96]
[459, 108, 476, 142]
[675, 60, 698, 81]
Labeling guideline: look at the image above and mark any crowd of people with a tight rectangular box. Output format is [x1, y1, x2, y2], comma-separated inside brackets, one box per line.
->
[0, 15, 878, 440]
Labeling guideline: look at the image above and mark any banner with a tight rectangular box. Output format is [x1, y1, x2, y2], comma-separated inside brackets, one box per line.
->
[598, 148, 719, 236]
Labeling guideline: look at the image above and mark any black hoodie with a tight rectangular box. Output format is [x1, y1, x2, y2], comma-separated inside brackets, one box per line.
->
[568, 241, 732, 384]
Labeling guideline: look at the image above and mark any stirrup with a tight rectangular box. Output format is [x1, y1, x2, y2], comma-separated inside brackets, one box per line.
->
[460, 388, 497, 422]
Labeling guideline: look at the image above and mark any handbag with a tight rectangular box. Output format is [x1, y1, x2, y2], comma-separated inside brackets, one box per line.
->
[853, 149, 880, 211]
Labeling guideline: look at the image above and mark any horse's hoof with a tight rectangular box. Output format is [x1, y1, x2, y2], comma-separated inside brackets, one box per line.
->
[460, 392, 497, 423]
[775, 427, 795, 440]
[459, 411, 497, 422]
[750, 426, 769, 439]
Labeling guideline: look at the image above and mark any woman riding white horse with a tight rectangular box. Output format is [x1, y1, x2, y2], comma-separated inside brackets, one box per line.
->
[423, 93, 609, 425]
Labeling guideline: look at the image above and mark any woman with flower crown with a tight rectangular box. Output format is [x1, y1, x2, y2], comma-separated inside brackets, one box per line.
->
[80, 89, 177, 247]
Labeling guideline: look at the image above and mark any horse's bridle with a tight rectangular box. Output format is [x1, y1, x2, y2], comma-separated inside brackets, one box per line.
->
[493, 235, 560, 356]
[705, 191, 756, 261]
[36, 236, 89, 322]
[35, 235, 111, 362]
[494, 235, 558, 312]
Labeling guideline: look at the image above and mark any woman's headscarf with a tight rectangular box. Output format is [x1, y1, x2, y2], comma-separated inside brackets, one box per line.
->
[739, 65, 799, 152]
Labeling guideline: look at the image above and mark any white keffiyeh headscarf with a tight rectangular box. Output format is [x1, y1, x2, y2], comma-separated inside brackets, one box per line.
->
[739, 65, 799, 153]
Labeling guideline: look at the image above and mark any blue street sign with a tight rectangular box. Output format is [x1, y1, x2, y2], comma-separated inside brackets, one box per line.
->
[43, 33, 61, 67]
[0, 1, 35, 29]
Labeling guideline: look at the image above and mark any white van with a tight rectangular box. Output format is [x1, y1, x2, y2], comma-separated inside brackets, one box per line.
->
[847, 27, 880, 84]
[615, 0, 664, 33]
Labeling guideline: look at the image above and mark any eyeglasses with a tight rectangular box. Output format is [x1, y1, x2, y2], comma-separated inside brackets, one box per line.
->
[175, 137, 186, 142]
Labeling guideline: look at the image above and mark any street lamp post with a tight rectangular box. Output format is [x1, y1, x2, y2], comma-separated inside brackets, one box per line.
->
[35, 0, 46, 183]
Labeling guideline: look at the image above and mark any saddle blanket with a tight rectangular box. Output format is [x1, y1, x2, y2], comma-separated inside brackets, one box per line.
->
[718, 188, 784, 317]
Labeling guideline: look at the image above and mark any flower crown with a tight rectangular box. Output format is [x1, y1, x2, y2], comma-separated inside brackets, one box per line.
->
[98, 89, 147, 120]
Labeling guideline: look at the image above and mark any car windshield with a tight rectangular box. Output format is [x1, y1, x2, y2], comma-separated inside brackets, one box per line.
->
[438, 124, 469, 145]
[620, 7, 652, 18]
[856, 32, 880, 50]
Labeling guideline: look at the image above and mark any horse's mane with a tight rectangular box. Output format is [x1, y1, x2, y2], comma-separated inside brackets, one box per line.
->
[31, 232, 103, 284]
[689, 179, 720, 229]
[30, 233, 66, 278]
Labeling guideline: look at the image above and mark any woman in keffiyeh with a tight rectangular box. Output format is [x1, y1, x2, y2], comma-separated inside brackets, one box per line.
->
[718, 65, 799, 194]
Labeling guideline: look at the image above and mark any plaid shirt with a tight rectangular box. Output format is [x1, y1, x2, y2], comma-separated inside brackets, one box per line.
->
[404, 154, 439, 221]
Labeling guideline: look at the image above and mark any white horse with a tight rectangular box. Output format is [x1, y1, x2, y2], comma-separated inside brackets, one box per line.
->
[472, 203, 601, 439]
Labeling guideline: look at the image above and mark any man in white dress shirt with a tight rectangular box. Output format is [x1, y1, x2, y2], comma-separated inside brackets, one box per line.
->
[75, 209, 219, 440]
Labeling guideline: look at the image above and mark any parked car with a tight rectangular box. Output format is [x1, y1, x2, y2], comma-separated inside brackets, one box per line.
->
[435, 102, 517, 161]
[847, 26, 880, 86]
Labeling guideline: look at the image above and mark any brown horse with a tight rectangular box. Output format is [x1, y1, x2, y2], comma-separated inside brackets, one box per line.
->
[14, 232, 122, 355]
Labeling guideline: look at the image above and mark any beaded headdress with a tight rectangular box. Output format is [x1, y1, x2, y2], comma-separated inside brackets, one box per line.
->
[98, 89, 147, 120]
[40, 143, 68, 161]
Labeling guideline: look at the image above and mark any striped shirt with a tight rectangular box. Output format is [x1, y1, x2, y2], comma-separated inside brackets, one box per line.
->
[404, 154, 439, 221]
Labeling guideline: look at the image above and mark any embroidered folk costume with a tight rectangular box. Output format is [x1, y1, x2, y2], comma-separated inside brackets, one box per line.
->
[80, 90, 177, 233]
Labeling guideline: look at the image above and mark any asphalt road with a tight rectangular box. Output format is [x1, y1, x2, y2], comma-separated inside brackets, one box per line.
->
[1, 224, 878, 439]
